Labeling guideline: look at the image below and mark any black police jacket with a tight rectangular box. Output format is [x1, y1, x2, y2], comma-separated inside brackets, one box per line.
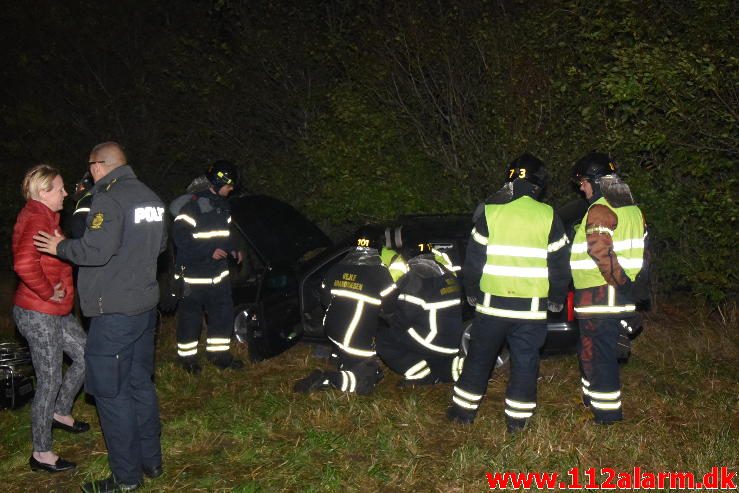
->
[57, 165, 167, 317]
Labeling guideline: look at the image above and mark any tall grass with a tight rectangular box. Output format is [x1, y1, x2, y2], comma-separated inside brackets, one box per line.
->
[1, 303, 737, 492]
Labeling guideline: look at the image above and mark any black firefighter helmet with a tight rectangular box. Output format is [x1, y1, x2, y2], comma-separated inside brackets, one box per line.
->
[206, 159, 239, 191]
[505, 153, 548, 197]
[572, 151, 618, 184]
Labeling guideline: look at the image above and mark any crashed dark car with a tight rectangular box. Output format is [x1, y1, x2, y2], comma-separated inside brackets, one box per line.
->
[203, 195, 623, 364]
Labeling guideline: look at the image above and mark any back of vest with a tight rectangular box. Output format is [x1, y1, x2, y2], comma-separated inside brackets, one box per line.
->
[480, 196, 553, 298]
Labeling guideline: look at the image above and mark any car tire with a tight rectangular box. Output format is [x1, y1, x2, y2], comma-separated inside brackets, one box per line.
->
[233, 304, 266, 362]
[459, 319, 510, 370]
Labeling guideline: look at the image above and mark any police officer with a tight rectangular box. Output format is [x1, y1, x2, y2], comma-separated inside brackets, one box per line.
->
[170, 160, 244, 373]
[34, 141, 167, 492]
[447, 153, 570, 432]
[377, 254, 465, 386]
[569, 152, 646, 424]
[294, 242, 396, 394]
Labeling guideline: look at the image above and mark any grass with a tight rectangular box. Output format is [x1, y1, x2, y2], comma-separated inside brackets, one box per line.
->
[0, 301, 737, 492]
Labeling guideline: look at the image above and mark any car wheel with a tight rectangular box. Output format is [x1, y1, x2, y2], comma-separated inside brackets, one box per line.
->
[459, 319, 510, 370]
[233, 305, 266, 362]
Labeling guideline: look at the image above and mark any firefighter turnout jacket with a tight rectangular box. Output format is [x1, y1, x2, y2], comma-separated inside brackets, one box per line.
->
[57, 165, 167, 316]
[322, 248, 396, 358]
[171, 190, 234, 283]
[463, 195, 570, 320]
[380, 255, 464, 382]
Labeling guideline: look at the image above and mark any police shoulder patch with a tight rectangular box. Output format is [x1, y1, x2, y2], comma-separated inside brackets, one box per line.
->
[90, 212, 105, 230]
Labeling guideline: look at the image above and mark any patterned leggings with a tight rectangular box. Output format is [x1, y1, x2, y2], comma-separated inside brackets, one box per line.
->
[12, 306, 86, 452]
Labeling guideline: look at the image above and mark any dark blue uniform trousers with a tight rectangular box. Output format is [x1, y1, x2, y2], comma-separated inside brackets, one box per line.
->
[453, 315, 546, 426]
[177, 281, 234, 358]
[376, 325, 457, 382]
[578, 317, 623, 423]
[85, 309, 161, 484]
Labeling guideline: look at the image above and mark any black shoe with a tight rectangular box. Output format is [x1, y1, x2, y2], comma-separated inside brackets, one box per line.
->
[179, 358, 202, 375]
[29, 455, 76, 473]
[293, 370, 329, 394]
[594, 417, 622, 426]
[52, 418, 90, 433]
[143, 464, 163, 479]
[81, 475, 141, 493]
[506, 421, 527, 434]
[446, 406, 476, 425]
[208, 354, 244, 370]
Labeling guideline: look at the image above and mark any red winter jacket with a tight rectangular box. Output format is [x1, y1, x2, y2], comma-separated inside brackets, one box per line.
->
[12, 199, 74, 315]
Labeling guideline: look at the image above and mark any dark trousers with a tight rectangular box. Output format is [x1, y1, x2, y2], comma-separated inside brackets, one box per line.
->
[325, 350, 381, 395]
[176, 282, 234, 358]
[376, 326, 457, 382]
[85, 309, 161, 484]
[452, 315, 546, 426]
[578, 317, 623, 422]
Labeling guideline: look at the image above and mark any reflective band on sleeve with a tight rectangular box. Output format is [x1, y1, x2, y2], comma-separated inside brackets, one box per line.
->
[482, 264, 548, 278]
[174, 214, 197, 227]
[547, 233, 569, 252]
[380, 284, 397, 297]
[486, 245, 548, 258]
[471, 228, 487, 245]
[193, 229, 230, 239]
[585, 225, 614, 236]
[73, 207, 91, 215]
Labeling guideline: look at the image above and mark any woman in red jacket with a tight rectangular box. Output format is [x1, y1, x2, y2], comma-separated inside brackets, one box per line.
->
[12, 164, 87, 473]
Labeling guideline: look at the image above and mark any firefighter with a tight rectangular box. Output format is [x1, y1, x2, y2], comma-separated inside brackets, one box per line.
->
[294, 242, 396, 395]
[171, 160, 244, 374]
[569, 151, 646, 424]
[69, 171, 94, 240]
[447, 153, 570, 432]
[377, 254, 465, 386]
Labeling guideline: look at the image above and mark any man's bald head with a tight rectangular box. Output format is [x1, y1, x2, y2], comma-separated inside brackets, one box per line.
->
[89, 141, 127, 182]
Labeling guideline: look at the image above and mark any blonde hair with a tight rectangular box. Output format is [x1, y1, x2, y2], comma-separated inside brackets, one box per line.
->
[21, 164, 60, 201]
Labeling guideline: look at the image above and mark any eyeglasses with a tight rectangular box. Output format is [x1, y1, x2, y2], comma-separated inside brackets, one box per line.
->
[88, 160, 106, 166]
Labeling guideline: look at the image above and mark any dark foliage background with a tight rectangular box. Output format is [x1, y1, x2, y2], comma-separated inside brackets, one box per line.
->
[1, 0, 736, 301]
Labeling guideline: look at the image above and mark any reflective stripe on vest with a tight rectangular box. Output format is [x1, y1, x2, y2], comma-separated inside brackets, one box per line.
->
[479, 196, 553, 299]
